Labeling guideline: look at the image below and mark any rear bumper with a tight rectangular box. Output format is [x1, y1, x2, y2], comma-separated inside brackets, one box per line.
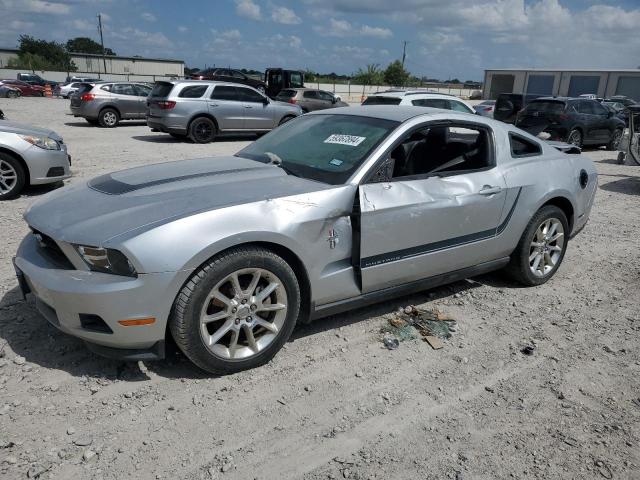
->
[14, 234, 176, 353]
[147, 118, 187, 135]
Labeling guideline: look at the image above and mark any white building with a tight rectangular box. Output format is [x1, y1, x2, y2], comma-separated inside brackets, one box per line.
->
[483, 69, 640, 101]
[0, 48, 184, 81]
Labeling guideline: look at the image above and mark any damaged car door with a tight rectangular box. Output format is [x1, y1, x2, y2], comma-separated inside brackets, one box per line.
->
[357, 122, 508, 293]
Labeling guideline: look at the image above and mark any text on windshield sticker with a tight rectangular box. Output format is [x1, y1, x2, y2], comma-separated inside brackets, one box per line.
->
[324, 134, 366, 147]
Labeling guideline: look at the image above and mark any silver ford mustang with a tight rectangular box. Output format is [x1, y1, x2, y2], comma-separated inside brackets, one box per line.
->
[14, 106, 597, 374]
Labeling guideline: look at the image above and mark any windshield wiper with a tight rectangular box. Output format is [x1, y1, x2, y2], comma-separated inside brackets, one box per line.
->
[265, 152, 299, 177]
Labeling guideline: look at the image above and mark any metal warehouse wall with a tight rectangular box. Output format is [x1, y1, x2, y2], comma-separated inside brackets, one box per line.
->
[483, 69, 640, 101]
[70, 54, 183, 76]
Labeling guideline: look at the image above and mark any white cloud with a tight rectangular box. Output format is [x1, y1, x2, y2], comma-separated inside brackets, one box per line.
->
[271, 5, 302, 24]
[178, 26, 188, 33]
[141, 12, 157, 22]
[0, 0, 70, 15]
[358, 25, 392, 38]
[71, 18, 94, 32]
[9, 20, 35, 30]
[116, 28, 173, 49]
[314, 18, 391, 38]
[235, 0, 261, 21]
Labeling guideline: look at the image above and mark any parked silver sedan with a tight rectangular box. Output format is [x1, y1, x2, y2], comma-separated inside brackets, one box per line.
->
[70, 82, 152, 127]
[0, 117, 71, 200]
[15, 106, 596, 374]
[146, 80, 302, 142]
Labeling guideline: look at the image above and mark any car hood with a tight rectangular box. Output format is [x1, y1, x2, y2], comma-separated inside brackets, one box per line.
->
[0, 120, 61, 140]
[25, 155, 330, 245]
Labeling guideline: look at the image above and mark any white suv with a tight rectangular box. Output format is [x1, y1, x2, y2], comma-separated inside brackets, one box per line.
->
[362, 90, 475, 114]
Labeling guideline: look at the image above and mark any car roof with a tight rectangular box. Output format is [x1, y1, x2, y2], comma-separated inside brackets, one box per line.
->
[307, 105, 468, 122]
[369, 90, 455, 98]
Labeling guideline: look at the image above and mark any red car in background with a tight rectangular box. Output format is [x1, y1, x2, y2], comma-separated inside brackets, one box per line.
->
[0, 80, 46, 97]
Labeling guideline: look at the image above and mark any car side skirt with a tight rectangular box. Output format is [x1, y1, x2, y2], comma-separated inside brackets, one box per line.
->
[309, 256, 510, 321]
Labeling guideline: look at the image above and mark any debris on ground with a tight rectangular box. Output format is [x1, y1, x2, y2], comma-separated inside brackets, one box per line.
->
[521, 345, 536, 356]
[381, 305, 457, 349]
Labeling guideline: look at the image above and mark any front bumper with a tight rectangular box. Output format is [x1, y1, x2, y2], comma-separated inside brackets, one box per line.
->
[14, 234, 178, 355]
[24, 144, 72, 185]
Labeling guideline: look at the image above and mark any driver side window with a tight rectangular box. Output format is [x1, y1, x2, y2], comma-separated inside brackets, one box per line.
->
[372, 123, 494, 181]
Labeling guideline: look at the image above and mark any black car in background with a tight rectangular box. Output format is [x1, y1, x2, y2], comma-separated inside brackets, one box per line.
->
[189, 68, 266, 93]
[16, 72, 58, 87]
[515, 97, 625, 149]
[494, 93, 543, 124]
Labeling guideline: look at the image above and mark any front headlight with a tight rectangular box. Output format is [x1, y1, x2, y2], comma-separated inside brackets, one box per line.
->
[75, 245, 137, 277]
[18, 134, 61, 150]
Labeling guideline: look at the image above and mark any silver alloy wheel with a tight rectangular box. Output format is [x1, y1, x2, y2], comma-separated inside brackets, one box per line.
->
[0, 159, 18, 194]
[103, 111, 117, 126]
[529, 218, 565, 277]
[612, 130, 622, 149]
[568, 130, 581, 147]
[200, 268, 288, 360]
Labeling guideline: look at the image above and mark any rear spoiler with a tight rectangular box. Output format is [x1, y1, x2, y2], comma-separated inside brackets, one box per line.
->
[546, 141, 581, 154]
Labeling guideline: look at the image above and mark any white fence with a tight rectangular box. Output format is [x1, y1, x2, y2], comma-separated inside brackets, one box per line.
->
[314, 82, 478, 102]
[0, 68, 177, 84]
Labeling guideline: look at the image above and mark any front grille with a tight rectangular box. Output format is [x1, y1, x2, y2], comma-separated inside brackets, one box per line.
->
[30, 228, 74, 269]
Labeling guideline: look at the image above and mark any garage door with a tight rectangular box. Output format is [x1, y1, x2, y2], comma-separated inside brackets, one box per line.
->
[526, 75, 554, 95]
[489, 74, 515, 99]
[615, 76, 640, 102]
[568, 76, 600, 97]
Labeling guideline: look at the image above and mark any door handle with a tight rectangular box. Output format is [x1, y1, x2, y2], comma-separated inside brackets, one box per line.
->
[479, 185, 502, 196]
[244, 105, 253, 109]
[208, 103, 218, 107]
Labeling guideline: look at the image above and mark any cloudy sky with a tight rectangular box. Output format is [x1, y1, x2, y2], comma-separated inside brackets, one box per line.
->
[1, 0, 639, 80]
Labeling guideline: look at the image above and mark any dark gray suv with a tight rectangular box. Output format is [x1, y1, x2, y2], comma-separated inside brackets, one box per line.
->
[70, 82, 152, 127]
[146, 81, 302, 143]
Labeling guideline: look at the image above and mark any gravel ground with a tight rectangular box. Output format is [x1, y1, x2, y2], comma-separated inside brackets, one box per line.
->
[0, 97, 639, 480]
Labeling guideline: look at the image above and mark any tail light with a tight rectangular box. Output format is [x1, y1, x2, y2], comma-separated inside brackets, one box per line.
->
[80, 93, 95, 101]
[287, 98, 296, 104]
[156, 101, 176, 110]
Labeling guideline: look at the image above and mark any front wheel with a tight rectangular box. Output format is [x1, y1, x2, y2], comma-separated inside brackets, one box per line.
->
[506, 205, 569, 286]
[606, 129, 623, 151]
[0, 153, 26, 200]
[7, 91, 18, 99]
[170, 247, 301, 375]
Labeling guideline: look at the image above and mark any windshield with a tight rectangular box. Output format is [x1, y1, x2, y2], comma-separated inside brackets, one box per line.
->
[236, 114, 399, 184]
[523, 101, 566, 114]
[362, 96, 402, 105]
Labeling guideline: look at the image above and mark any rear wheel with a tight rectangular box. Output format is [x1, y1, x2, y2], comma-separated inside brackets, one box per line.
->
[98, 108, 119, 128]
[506, 205, 568, 286]
[567, 129, 582, 148]
[606, 128, 623, 151]
[0, 153, 26, 200]
[189, 117, 216, 143]
[170, 247, 300, 375]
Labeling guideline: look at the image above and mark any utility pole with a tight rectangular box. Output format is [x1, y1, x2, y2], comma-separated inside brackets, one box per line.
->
[97, 14, 107, 76]
[401, 41, 408, 69]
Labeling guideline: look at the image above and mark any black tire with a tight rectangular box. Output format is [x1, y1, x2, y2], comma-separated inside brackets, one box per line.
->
[505, 205, 569, 286]
[606, 128, 623, 151]
[98, 108, 119, 128]
[170, 247, 301, 375]
[0, 152, 26, 200]
[7, 91, 18, 99]
[278, 115, 295, 126]
[85, 118, 98, 126]
[189, 117, 217, 143]
[567, 129, 582, 148]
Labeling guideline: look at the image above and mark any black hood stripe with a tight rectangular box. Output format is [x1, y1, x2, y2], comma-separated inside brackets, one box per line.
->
[88, 167, 266, 195]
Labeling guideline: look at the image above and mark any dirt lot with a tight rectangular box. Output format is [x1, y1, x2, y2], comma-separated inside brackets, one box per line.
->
[0, 97, 639, 480]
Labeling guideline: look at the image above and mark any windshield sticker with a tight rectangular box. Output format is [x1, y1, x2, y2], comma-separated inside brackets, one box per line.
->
[329, 158, 344, 166]
[324, 134, 366, 147]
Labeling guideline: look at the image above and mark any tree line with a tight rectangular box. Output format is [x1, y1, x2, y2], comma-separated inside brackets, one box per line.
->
[8, 35, 116, 72]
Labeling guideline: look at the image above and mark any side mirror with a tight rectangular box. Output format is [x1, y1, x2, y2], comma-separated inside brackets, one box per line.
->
[262, 96, 269, 105]
[332, 97, 337, 104]
[607, 111, 613, 118]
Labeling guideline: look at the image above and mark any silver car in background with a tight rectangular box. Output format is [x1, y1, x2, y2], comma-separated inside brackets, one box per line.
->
[15, 106, 596, 374]
[146, 80, 302, 142]
[0, 117, 71, 200]
[70, 82, 152, 127]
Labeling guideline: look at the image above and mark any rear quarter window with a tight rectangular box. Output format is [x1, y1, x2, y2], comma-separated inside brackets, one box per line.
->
[151, 82, 174, 97]
[362, 96, 402, 105]
[178, 85, 208, 98]
[524, 101, 566, 114]
[276, 89, 296, 100]
[509, 133, 542, 157]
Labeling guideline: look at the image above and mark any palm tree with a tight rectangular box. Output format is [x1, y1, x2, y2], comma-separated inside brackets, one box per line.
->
[353, 63, 382, 96]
